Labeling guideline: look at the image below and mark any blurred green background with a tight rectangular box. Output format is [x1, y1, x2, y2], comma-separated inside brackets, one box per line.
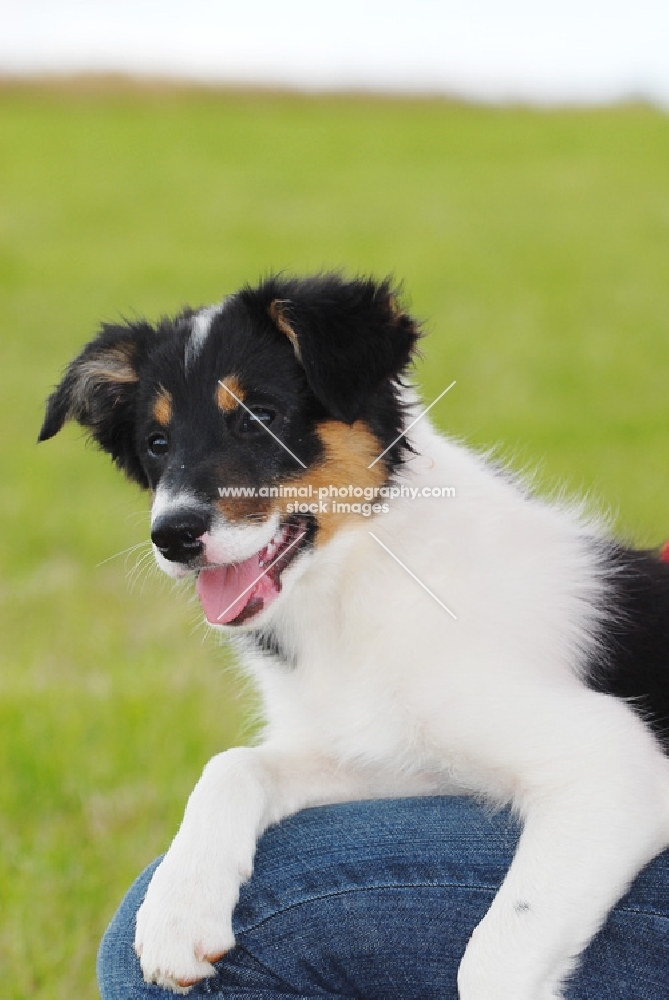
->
[1, 81, 668, 999]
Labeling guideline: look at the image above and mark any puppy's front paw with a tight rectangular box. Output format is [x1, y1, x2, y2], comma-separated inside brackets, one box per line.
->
[457, 918, 564, 1000]
[134, 834, 250, 992]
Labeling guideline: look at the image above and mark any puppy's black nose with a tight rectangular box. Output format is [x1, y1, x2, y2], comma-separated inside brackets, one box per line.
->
[151, 511, 209, 563]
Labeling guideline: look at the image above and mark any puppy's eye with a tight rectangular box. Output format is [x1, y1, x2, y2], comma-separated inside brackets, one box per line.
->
[147, 432, 169, 457]
[239, 407, 277, 433]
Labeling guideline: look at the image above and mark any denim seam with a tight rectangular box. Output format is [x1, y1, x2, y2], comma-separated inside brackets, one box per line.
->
[235, 880, 498, 937]
[235, 883, 669, 939]
[616, 905, 669, 921]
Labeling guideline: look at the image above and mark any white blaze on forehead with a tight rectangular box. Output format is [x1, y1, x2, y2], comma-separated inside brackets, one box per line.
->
[185, 301, 226, 370]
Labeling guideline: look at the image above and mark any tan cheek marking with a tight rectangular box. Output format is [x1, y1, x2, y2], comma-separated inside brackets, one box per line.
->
[152, 387, 172, 427]
[269, 299, 301, 360]
[214, 420, 386, 534]
[216, 492, 275, 523]
[217, 375, 245, 412]
[281, 420, 387, 547]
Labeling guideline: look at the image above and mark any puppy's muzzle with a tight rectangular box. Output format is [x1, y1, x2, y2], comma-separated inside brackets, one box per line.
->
[151, 511, 209, 563]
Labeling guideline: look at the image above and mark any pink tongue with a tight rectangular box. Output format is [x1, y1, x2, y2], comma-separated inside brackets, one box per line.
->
[196, 553, 279, 625]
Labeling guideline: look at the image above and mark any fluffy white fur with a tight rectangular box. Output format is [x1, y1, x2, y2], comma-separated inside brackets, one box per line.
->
[135, 414, 669, 999]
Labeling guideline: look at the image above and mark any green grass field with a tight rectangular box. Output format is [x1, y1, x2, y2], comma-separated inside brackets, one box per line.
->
[1, 80, 668, 999]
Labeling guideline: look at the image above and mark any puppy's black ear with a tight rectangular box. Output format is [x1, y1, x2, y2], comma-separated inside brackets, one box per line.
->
[38, 321, 157, 487]
[265, 276, 420, 423]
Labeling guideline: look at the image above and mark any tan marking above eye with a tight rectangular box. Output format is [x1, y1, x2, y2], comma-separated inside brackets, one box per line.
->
[217, 375, 245, 412]
[152, 387, 173, 427]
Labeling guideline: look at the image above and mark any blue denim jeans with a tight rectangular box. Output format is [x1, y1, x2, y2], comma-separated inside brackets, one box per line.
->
[98, 797, 669, 999]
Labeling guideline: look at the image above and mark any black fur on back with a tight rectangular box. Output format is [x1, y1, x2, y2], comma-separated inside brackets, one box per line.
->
[589, 544, 669, 751]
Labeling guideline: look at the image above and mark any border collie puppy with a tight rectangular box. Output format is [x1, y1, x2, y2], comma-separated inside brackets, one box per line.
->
[40, 275, 669, 999]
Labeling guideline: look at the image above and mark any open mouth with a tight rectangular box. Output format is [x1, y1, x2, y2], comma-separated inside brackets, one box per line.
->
[196, 516, 311, 626]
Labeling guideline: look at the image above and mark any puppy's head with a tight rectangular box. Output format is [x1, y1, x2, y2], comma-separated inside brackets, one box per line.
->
[40, 275, 419, 628]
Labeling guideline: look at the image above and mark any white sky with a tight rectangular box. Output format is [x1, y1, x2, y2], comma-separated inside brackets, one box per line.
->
[2, 0, 669, 106]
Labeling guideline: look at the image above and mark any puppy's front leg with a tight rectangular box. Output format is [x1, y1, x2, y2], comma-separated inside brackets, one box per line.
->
[134, 745, 364, 992]
[457, 696, 669, 1000]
